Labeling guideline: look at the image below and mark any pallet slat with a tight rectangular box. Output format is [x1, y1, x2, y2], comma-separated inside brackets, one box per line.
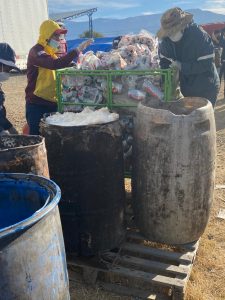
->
[102, 252, 189, 278]
[69, 259, 184, 289]
[122, 242, 193, 264]
[109, 265, 184, 289]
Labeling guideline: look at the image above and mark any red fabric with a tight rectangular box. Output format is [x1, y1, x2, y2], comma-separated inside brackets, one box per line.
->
[22, 123, 30, 135]
[201, 22, 225, 36]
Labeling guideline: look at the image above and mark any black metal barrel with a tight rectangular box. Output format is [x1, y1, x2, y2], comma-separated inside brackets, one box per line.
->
[40, 118, 125, 255]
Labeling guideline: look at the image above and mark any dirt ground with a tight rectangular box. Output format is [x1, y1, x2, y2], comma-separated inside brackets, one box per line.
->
[3, 74, 225, 300]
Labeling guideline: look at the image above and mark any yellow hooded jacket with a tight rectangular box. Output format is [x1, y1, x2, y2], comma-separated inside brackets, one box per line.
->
[33, 20, 61, 102]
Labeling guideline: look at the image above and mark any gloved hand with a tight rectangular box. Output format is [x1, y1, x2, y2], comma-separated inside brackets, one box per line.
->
[77, 39, 94, 52]
[170, 60, 181, 71]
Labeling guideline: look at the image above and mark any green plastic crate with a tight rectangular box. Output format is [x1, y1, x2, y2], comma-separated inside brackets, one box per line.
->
[56, 68, 173, 112]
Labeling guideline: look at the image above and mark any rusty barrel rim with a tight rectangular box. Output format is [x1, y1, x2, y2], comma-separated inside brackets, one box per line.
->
[0, 135, 45, 152]
[139, 97, 211, 117]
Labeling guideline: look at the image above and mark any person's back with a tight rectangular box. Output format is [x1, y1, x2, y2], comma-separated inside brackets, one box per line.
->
[158, 7, 220, 107]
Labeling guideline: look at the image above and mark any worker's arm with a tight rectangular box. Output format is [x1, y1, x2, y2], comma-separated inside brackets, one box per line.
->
[158, 39, 175, 69]
[29, 47, 80, 70]
[29, 39, 93, 70]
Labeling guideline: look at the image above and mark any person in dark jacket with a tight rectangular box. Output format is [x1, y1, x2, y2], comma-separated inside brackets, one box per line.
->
[112, 36, 122, 49]
[157, 7, 220, 107]
[25, 19, 92, 135]
[212, 30, 221, 46]
[211, 30, 222, 74]
[218, 28, 225, 91]
[0, 43, 21, 135]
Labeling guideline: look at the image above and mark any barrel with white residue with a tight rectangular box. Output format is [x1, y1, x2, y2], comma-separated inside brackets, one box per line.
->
[40, 108, 125, 255]
[132, 97, 216, 244]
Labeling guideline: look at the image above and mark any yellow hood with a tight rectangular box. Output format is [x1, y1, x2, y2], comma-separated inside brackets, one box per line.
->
[34, 19, 61, 102]
[38, 19, 60, 56]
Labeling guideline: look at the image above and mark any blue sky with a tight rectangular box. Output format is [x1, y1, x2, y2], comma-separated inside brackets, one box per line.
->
[48, 0, 225, 19]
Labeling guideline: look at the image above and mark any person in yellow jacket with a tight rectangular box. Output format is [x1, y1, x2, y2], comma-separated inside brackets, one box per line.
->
[25, 19, 92, 135]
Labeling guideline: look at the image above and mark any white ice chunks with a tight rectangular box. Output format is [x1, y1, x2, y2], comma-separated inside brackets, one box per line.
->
[45, 107, 119, 126]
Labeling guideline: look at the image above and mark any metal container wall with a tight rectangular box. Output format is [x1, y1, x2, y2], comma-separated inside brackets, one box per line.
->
[132, 98, 216, 244]
[40, 119, 125, 255]
[0, 135, 49, 177]
[0, 173, 70, 300]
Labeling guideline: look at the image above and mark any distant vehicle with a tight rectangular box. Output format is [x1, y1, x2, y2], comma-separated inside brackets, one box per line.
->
[0, 0, 48, 70]
[201, 22, 225, 36]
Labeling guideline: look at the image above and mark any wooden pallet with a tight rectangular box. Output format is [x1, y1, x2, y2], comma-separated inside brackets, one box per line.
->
[68, 230, 199, 300]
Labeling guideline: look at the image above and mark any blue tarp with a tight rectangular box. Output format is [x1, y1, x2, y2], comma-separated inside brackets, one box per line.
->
[67, 37, 116, 53]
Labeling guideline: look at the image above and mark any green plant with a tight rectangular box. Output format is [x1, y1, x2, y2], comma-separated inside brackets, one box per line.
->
[79, 30, 104, 38]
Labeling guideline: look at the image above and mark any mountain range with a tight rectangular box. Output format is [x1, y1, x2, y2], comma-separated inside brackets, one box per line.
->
[55, 9, 225, 40]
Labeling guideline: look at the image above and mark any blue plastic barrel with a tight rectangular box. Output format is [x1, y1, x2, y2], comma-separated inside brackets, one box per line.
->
[0, 173, 70, 300]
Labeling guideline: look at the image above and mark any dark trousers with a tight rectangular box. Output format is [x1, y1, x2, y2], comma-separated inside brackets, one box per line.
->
[0, 105, 12, 131]
[26, 102, 57, 135]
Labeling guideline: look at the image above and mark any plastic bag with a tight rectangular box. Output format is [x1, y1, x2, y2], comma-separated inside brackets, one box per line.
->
[128, 89, 146, 101]
[78, 51, 102, 70]
[112, 82, 123, 94]
[100, 52, 127, 70]
[121, 75, 138, 89]
[79, 86, 103, 104]
[142, 80, 164, 100]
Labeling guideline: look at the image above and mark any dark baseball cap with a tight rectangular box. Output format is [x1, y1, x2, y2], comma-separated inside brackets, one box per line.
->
[0, 43, 21, 72]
